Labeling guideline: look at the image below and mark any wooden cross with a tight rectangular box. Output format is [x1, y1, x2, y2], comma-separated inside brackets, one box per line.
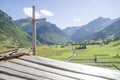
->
[21, 6, 46, 55]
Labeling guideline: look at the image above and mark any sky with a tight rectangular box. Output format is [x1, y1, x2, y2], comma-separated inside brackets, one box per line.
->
[0, 0, 120, 29]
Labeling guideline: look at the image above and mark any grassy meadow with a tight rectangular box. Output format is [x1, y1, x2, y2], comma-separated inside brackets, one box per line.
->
[37, 45, 73, 60]
[36, 40, 120, 70]
[72, 40, 120, 60]
[70, 40, 120, 70]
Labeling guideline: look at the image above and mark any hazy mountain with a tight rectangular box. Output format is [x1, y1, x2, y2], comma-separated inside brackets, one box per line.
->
[15, 17, 47, 34]
[71, 17, 112, 41]
[90, 19, 120, 40]
[63, 26, 79, 39]
[0, 10, 31, 48]
[14, 19, 69, 44]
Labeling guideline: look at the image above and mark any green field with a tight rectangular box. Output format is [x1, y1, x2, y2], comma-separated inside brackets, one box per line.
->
[72, 40, 120, 60]
[37, 45, 73, 60]
[70, 40, 120, 70]
[36, 40, 120, 70]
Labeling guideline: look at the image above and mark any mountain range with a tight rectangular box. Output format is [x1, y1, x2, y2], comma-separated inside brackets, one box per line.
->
[1, 9, 120, 47]
[63, 17, 120, 41]
[91, 19, 120, 40]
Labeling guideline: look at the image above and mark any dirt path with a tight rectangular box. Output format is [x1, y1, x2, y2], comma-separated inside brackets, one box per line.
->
[65, 46, 77, 62]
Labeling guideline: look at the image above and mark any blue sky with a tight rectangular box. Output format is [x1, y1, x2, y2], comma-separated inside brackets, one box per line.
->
[0, 0, 120, 29]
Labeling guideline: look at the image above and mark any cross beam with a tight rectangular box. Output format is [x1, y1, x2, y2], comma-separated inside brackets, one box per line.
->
[21, 6, 46, 55]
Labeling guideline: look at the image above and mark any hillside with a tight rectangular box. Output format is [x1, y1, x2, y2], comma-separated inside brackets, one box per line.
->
[91, 19, 120, 40]
[36, 22, 69, 44]
[15, 19, 69, 44]
[71, 17, 112, 41]
[0, 10, 31, 48]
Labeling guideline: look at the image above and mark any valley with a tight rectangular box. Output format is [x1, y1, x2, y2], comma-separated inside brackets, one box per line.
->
[0, 10, 120, 71]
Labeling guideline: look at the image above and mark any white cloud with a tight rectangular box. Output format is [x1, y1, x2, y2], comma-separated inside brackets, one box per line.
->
[73, 18, 81, 22]
[23, 7, 41, 18]
[40, 9, 54, 16]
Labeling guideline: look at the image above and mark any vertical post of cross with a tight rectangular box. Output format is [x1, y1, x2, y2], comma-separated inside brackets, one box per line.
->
[20, 5, 46, 56]
[32, 5, 36, 55]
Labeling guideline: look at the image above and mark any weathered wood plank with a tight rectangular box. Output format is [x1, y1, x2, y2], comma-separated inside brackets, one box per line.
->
[8, 59, 110, 80]
[0, 73, 26, 80]
[19, 55, 120, 80]
[0, 66, 50, 80]
[0, 48, 29, 60]
[0, 61, 76, 80]
[0, 55, 120, 80]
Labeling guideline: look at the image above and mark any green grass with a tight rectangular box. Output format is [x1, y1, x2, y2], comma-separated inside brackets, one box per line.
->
[71, 40, 120, 70]
[49, 51, 72, 60]
[37, 45, 72, 61]
[73, 41, 120, 59]
[36, 41, 120, 70]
